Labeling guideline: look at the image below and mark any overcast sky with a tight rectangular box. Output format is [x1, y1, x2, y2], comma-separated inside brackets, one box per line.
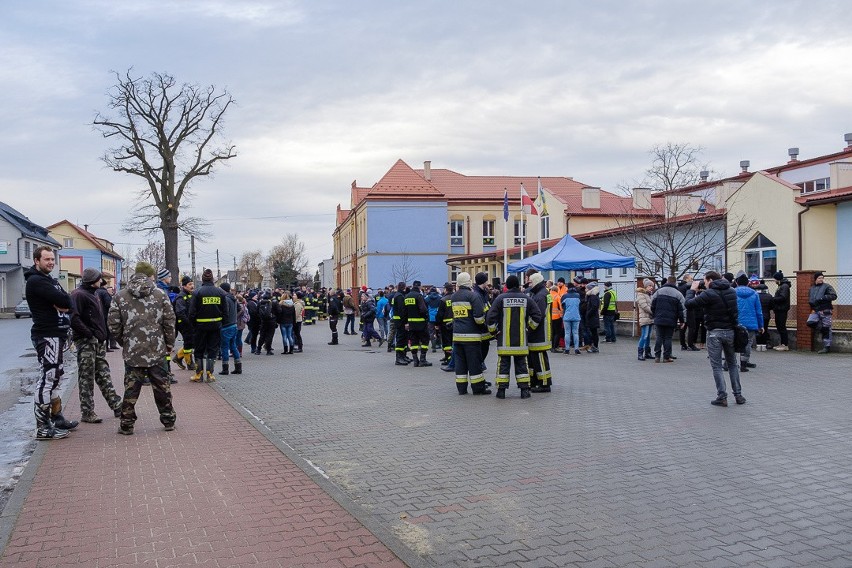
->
[1, 1, 849, 274]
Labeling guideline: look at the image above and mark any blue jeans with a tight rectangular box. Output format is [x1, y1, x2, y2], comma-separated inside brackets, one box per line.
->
[376, 317, 388, 340]
[563, 319, 580, 349]
[638, 324, 653, 350]
[220, 325, 240, 362]
[603, 314, 617, 342]
[279, 324, 294, 351]
[706, 329, 741, 398]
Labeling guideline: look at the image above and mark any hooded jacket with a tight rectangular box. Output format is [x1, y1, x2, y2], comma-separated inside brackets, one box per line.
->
[561, 288, 582, 322]
[809, 282, 837, 312]
[107, 273, 176, 367]
[70, 284, 108, 342]
[685, 279, 738, 331]
[24, 265, 72, 338]
[584, 285, 601, 329]
[735, 285, 764, 331]
[773, 279, 792, 312]
[635, 287, 653, 327]
[651, 284, 686, 327]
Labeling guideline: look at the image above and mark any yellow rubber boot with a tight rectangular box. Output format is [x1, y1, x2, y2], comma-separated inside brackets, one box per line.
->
[175, 349, 186, 370]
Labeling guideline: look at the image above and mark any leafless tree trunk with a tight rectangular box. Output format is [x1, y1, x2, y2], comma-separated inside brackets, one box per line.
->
[93, 70, 236, 280]
[391, 253, 420, 285]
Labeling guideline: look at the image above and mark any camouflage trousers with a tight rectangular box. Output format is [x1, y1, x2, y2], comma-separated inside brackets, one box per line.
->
[120, 363, 176, 430]
[75, 338, 121, 416]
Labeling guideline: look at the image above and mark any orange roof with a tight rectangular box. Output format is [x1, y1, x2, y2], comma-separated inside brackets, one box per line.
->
[47, 219, 123, 260]
[368, 159, 444, 198]
[795, 184, 852, 205]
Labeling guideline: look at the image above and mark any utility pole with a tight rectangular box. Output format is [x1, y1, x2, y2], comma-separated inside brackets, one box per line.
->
[190, 235, 197, 281]
[216, 249, 220, 279]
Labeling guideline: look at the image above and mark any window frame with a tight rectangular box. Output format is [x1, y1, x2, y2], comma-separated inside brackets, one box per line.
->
[449, 219, 464, 248]
[513, 219, 526, 246]
[482, 218, 495, 247]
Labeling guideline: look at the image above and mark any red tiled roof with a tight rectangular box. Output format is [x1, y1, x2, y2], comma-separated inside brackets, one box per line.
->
[46, 219, 123, 259]
[336, 206, 351, 226]
[765, 147, 852, 175]
[795, 184, 852, 205]
[367, 159, 444, 198]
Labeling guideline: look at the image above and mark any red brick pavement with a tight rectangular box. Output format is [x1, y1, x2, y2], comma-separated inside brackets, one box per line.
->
[0, 354, 406, 568]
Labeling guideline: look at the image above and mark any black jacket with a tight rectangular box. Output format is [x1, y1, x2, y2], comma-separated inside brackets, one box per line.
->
[328, 295, 343, 318]
[189, 282, 229, 330]
[276, 301, 296, 325]
[773, 279, 791, 312]
[24, 266, 72, 338]
[685, 279, 738, 331]
[70, 285, 108, 341]
[651, 284, 686, 327]
[584, 289, 601, 329]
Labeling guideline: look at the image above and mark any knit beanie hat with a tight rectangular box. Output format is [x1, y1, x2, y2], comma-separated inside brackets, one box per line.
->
[202, 268, 214, 282]
[475, 272, 489, 285]
[505, 275, 520, 289]
[529, 273, 544, 288]
[82, 267, 102, 285]
[773, 271, 784, 281]
[134, 262, 155, 277]
[181, 275, 192, 286]
[220, 282, 231, 292]
[157, 268, 170, 281]
[456, 272, 472, 287]
[643, 278, 654, 287]
[814, 271, 824, 281]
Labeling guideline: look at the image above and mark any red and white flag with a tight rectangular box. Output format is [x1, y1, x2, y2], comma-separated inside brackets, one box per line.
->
[520, 183, 538, 216]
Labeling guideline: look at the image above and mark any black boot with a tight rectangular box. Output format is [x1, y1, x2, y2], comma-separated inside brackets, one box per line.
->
[328, 333, 339, 345]
[412, 355, 421, 367]
[644, 347, 652, 360]
[638, 347, 645, 361]
[395, 351, 410, 365]
[520, 387, 531, 399]
[496, 387, 506, 399]
[419, 350, 432, 367]
[457, 382, 469, 395]
[361, 340, 371, 348]
[471, 382, 492, 395]
[221, 362, 229, 375]
[232, 360, 242, 375]
[35, 403, 68, 440]
[739, 361, 749, 372]
[51, 398, 78, 430]
[404, 351, 414, 363]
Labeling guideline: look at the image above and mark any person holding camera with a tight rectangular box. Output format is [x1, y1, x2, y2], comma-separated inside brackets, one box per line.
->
[685, 271, 745, 407]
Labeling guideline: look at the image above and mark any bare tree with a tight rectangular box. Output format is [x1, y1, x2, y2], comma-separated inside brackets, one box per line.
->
[612, 143, 753, 279]
[265, 234, 308, 288]
[93, 70, 237, 280]
[132, 241, 166, 271]
[237, 249, 264, 288]
[391, 253, 420, 284]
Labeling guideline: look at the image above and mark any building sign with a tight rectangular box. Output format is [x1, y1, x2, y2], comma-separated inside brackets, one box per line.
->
[0, 241, 7, 254]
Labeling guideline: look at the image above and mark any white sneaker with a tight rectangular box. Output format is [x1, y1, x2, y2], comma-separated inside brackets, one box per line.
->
[773, 344, 789, 351]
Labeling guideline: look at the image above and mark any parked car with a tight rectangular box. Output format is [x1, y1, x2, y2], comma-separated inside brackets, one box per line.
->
[15, 299, 31, 318]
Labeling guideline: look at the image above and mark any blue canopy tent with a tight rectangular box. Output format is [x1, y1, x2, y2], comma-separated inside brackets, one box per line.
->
[506, 234, 635, 273]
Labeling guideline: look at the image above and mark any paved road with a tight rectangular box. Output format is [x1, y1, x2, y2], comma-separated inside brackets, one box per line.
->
[216, 323, 852, 567]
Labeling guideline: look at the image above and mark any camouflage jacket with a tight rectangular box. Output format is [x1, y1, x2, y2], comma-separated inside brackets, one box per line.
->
[108, 273, 176, 367]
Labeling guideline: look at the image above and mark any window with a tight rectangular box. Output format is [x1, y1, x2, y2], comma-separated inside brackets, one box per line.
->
[450, 219, 464, 247]
[482, 219, 495, 246]
[636, 261, 645, 274]
[744, 233, 777, 278]
[450, 265, 461, 282]
[24, 241, 31, 260]
[513, 220, 526, 246]
[653, 261, 662, 274]
[605, 268, 613, 278]
[540, 215, 550, 240]
[63, 238, 74, 248]
[797, 178, 830, 194]
[620, 267, 628, 277]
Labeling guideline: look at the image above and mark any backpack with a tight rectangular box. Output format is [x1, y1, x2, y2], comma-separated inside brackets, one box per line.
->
[240, 304, 251, 324]
[259, 301, 274, 322]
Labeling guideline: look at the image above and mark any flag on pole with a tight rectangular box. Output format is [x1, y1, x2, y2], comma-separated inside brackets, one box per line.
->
[503, 189, 509, 221]
[534, 177, 549, 216]
[520, 183, 538, 216]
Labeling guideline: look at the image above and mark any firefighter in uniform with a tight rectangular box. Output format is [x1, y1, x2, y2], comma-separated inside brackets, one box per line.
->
[435, 282, 455, 364]
[303, 293, 316, 324]
[486, 275, 543, 399]
[450, 273, 491, 395]
[173, 276, 195, 371]
[526, 272, 553, 392]
[188, 269, 229, 382]
[392, 281, 411, 365]
[403, 280, 432, 367]
[474, 272, 493, 369]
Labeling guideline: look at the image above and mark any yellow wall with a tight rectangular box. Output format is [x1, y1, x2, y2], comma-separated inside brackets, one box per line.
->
[800, 206, 837, 273]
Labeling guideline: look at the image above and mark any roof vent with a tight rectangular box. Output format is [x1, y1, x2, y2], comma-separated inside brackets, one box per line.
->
[788, 147, 799, 163]
[845, 133, 852, 149]
[739, 160, 750, 173]
[699, 170, 709, 182]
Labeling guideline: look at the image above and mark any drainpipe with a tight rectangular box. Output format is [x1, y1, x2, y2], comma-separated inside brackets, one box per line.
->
[797, 205, 811, 271]
[466, 216, 471, 255]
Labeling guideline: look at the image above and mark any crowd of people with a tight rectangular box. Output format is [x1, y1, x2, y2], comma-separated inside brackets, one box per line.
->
[22, 243, 840, 439]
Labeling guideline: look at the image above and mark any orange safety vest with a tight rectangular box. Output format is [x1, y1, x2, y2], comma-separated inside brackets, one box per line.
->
[551, 288, 564, 320]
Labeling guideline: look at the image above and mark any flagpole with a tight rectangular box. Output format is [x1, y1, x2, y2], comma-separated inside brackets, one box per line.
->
[519, 184, 525, 262]
[503, 189, 508, 281]
[537, 177, 542, 255]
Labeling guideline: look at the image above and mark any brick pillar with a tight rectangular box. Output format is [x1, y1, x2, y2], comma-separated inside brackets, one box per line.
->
[795, 270, 820, 351]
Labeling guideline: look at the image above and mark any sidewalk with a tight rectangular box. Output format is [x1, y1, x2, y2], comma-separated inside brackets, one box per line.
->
[0, 349, 409, 568]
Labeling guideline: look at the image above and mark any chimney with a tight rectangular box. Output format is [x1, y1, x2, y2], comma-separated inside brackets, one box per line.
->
[699, 170, 709, 182]
[739, 160, 750, 173]
[632, 187, 652, 210]
[423, 160, 431, 181]
[581, 187, 600, 209]
[845, 133, 852, 150]
[788, 148, 799, 163]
